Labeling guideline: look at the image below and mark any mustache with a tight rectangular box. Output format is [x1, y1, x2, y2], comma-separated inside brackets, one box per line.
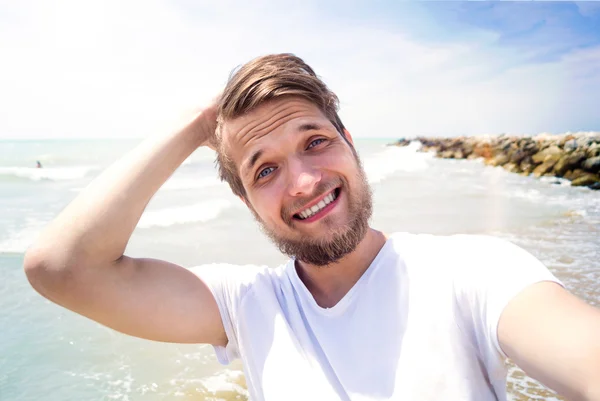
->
[281, 179, 342, 222]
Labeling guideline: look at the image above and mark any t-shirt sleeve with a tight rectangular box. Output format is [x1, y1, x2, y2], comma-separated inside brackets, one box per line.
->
[190, 263, 264, 365]
[450, 235, 564, 366]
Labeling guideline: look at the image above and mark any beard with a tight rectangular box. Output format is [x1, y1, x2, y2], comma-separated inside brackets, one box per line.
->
[251, 159, 373, 267]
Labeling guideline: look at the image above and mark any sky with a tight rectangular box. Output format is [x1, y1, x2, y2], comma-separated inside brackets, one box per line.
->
[0, 0, 599, 139]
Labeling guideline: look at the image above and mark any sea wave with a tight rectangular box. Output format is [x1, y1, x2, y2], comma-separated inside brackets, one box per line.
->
[69, 175, 224, 193]
[195, 369, 248, 398]
[0, 200, 236, 252]
[505, 185, 600, 213]
[539, 176, 572, 187]
[364, 141, 432, 184]
[161, 176, 224, 191]
[0, 166, 97, 182]
[137, 199, 235, 229]
[0, 219, 46, 254]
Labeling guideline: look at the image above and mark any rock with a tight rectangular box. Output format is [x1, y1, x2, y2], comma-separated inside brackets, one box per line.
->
[547, 152, 563, 164]
[405, 132, 600, 191]
[532, 145, 563, 164]
[563, 139, 578, 152]
[393, 138, 411, 147]
[587, 144, 600, 158]
[520, 162, 535, 175]
[486, 153, 510, 166]
[582, 156, 600, 173]
[564, 170, 574, 180]
[571, 173, 600, 187]
[462, 143, 474, 157]
[558, 134, 576, 147]
[553, 152, 586, 176]
[589, 182, 600, 190]
[510, 149, 529, 164]
[577, 132, 600, 147]
[519, 155, 534, 171]
[503, 162, 520, 173]
[533, 160, 558, 177]
[521, 141, 539, 155]
[568, 169, 587, 181]
[473, 143, 493, 159]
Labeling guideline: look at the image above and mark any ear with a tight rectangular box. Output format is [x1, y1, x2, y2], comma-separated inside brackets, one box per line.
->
[343, 128, 354, 146]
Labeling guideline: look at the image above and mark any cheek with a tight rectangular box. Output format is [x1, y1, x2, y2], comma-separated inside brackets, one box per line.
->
[322, 143, 356, 165]
[248, 184, 285, 222]
[320, 150, 357, 175]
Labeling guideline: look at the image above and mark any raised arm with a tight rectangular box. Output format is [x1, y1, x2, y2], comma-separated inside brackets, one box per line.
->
[23, 102, 228, 345]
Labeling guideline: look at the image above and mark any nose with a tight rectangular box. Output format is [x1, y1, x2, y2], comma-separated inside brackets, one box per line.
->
[287, 157, 321, 197]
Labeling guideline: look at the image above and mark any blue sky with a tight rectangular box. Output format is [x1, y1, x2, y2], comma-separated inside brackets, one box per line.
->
[0, 0, 599, 139]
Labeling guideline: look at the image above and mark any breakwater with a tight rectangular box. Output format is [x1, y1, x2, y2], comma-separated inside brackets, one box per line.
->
[392, 133, 600, 190]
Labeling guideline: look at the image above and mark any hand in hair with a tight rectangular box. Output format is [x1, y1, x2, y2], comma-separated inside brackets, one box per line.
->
[184, 96, 219, 151]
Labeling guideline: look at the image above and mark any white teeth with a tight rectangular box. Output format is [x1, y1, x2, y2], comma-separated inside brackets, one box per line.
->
[297, 190, 339, 220]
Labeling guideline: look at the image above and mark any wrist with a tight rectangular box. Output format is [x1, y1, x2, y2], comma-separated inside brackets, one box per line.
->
[186, 106, 218, 150]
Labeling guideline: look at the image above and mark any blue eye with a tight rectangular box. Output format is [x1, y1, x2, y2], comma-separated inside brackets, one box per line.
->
[308, 138, 326, 149]
[258, 166, 276, 179]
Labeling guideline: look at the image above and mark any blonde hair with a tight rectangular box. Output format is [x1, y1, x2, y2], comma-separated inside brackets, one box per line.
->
[215, 53, 347, 198]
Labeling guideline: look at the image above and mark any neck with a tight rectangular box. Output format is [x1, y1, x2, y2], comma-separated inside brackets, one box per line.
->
[295, 228, 387, 308]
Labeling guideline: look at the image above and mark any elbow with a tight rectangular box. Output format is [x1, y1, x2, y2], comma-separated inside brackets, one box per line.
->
[23, 245, 75, 298]
[23, 245, 47, 287]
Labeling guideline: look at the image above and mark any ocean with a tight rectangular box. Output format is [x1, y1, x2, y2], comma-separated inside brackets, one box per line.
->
[1, 138, 598, 401]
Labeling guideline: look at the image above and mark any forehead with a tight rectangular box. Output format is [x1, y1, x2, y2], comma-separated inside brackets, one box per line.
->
[221, 96, 331, 166]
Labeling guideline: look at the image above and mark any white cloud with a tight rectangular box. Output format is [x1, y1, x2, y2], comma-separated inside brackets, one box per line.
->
[0, 0, 598, 139]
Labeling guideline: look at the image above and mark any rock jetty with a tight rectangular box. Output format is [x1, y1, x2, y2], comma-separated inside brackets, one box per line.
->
[392, 132, 600, 190]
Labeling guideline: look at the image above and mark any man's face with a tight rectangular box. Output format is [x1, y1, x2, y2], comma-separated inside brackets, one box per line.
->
[221, 96, 373, 266]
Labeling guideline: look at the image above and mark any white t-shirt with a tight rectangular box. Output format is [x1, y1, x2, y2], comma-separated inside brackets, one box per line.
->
[195, 232, 562, 401]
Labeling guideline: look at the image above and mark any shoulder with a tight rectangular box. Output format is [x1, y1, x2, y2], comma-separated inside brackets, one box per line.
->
[189, 262, 288, 298]
[386, 231, 547, 278]
[389, 231, 513, 251]
[443, 234, 550, 279]
[190, 262, 268, 282]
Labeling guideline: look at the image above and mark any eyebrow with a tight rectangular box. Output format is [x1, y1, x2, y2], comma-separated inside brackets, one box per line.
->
[298, 122, 322, 132]
[243, 149, 264, 178]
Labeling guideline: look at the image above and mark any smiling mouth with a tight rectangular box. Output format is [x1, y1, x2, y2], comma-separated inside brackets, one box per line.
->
[293, 187, 341, 220]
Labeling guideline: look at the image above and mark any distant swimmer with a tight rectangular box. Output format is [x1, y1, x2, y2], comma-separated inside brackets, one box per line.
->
[36, 161, 42, 168]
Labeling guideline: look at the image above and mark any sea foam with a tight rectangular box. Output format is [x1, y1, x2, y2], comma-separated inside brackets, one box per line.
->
[0, 166, 96, 181]
[137, 199, 235, 229]
[0, 219, 46, 254]
[0, 200, 236, 252]
[161, 176, 224, 191]
[364, 141, 431, 184]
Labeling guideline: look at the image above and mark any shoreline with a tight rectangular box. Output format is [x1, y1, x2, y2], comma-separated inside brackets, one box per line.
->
[391, 132, 600, 190]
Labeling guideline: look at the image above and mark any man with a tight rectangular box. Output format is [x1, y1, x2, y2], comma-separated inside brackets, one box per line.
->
[24, 54, 600, 401]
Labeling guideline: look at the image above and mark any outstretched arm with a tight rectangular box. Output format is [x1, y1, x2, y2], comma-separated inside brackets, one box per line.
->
[23, 102, 228, 345]
[499, 282, 600, 401]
